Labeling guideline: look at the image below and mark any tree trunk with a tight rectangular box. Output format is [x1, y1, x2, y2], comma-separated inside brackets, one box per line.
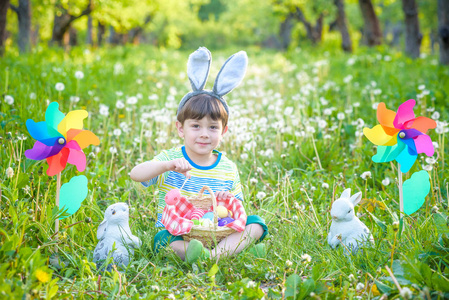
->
[358, 0, 382, 46]
[391, 23, 403, 46]
[0, 0, 9, 56]
[438, 0, 449, 64]
[97, 21, 105, 46]
[10, 0, 31, 53]
[279, 13, 294, 50]
[69, 25, 77, 46]
[293, 7, 323, 44]
[334, 0, 353, 52]
[129, 15, 151, 45]
[86, 15, 93, 45]
[51, 0, 92, 46]
[108, 25, 116, 44]
[402, 0, 421, 58]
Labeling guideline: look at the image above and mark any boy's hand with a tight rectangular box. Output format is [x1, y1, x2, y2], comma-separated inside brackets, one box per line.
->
[168, 158, 192, 178]
[215, 191, 234, 201]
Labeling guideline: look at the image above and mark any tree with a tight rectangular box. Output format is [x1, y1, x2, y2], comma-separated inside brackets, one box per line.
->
[334, 0, 352, 52]
[10, 0, 31, 53]
[0, 0, 9, 56]
[272, 0, 331, 46]
[279, 13, 294, 50]
[86, 15, 92, 45]
[292, 6, 324, 44]
[51, 0, 93, 46]
[438, 0, 449, 64]
[401, 0, 421, 58]
[358, 0, 382, 46]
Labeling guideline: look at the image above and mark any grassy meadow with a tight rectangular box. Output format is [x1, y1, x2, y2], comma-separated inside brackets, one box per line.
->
[1, 44, 449, 299]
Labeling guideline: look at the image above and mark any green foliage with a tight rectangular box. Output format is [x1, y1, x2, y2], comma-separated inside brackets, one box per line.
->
[0, 44, 448, 298]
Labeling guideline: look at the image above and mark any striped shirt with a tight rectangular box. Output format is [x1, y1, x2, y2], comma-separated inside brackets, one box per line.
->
[142, 146, 243, 227]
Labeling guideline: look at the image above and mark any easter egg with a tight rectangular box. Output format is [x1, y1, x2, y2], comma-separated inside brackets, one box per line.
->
[202, 212, 214, 221]
[165, 189, 181, 205]
[192, 219, 200, 225]
[200, 219, 213, 227]
[216, 206, 228, 218]
[218, 217, 234, 226]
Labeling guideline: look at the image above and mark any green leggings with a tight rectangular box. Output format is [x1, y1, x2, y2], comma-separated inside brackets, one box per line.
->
[153, 215, 268, 253]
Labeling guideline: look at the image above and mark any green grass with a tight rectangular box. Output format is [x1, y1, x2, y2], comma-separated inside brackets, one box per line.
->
[1, 44, 449, 299]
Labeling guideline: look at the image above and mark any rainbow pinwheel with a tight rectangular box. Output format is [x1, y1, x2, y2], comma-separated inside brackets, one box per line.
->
[25, 102, 100, 176]
[363, 99, 436, 173]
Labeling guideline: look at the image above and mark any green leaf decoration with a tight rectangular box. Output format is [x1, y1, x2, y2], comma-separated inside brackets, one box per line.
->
[59, 175, 88, 219]
[403, 170, 430, 215]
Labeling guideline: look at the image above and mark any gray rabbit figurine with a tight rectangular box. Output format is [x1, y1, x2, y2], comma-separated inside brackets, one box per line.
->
[93, 202, 141, 270]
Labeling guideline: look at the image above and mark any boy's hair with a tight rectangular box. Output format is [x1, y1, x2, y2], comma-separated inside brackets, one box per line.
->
[177, 94, 228, 128]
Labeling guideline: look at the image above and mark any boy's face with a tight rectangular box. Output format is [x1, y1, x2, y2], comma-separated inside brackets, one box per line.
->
[176, 117, 228, 157]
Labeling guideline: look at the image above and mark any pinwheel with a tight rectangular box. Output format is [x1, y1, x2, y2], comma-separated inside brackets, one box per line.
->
[363, 99, 436, 215]
[25, 102, 100, 176]
[24, 102, 99, 235]
[363, 99, 436, 173]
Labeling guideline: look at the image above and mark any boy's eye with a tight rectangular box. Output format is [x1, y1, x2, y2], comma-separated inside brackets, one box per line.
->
[210, 126, 218, 130]
[191, 124, 199, 128]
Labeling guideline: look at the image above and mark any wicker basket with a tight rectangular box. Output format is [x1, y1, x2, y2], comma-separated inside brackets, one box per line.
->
[182, 186, 235, 247]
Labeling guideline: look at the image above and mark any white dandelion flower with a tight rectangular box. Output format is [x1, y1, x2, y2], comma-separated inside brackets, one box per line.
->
[99, 104, 109, 116]
[126, 96, 138, 105]
[6, 167, 14, 178]
[256, 192, 266, 200]
[4, 95, 14, 105]
[301, 253, 311, 263]
[360, 171, 372, 180]
[399, 287, 413, 299]
[116, 100, 125, 109]
[109, 147, 117, 154]
[55, 82, 65, 91]
[113, 129, 122, 136]
[75, 71, 84, 79]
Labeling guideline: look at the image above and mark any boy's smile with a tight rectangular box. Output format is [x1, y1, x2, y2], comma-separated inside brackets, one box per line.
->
[176, 117, 227, 166]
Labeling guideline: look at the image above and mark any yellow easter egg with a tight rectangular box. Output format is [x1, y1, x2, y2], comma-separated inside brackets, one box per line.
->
[216, 206, 228, 218]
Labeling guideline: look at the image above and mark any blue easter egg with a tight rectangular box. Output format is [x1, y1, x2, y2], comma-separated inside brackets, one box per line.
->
[202, 212, 214, 221]
[218, 217, 235, 226]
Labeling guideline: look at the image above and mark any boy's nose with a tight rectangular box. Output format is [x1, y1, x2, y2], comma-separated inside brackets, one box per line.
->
[200, 129, 209, 137]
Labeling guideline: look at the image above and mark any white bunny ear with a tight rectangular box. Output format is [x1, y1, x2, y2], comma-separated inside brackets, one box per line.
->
[350, 192, 362, 206]
[213, 51, 248, 97]
[187, 47, 211, 91]
[341, 188, 351, 199]
[97, 218, 108, 240]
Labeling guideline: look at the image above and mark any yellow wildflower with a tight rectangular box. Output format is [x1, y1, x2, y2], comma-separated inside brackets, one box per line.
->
[35, 269, 50, 283]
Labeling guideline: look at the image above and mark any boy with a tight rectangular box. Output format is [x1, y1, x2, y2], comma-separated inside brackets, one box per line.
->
[130, 48, 268, 263]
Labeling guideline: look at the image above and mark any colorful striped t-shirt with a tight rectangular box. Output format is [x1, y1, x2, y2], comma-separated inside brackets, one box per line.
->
[142, 146, 243, 228]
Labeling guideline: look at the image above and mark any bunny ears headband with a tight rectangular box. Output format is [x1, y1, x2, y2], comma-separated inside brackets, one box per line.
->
[177, 47, 248, 116]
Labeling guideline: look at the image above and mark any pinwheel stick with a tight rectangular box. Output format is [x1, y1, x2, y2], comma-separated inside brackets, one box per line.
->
[55, 172, 61, 249]
[398, 163, 403, 214]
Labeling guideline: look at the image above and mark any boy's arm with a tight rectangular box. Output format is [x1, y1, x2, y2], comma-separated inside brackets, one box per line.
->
[130, 158, 192, 182]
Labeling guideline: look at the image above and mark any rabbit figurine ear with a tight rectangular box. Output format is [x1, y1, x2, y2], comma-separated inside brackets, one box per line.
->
[97, 218, 108, 240]
[340, 188, 351, 199]
[350, 192, 362, 206]
[187, 47, 211, 92]
[213, 51, 248, 97]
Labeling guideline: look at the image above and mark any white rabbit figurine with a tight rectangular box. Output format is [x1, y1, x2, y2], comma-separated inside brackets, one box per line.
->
[93, 202, 141, 270]
[328, 188, 374, 254]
